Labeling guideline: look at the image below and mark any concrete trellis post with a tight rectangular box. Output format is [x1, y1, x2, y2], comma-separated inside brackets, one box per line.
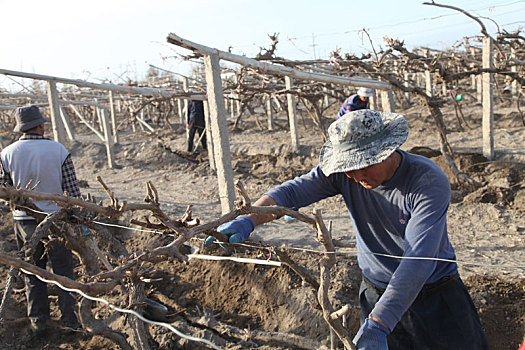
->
[470, 48, 477, 90]
[272, 95, 283, 112]
[95, 101, 104, 132]
[369, 90, 377, 110]
[127, 101, 133, 132]
[137, 109, 155, 132]
[69, 104, 104, 141]
[482, 37, 494, 160]
[380, 89, 395, 113]
[178, 99, 184, 124]
[425, 70, 433, 97]
[223, 98, 228, 117]
[182, 77, 189, 130]
[46, 80, 66, 144]
[203, 53, 235, 214]
[58, 106, 75, 141]
[510, 47, 518, 97]
[476, 75, 483, 103]
[203, 100, 216, 172]
[139, 108, 146, 131]
[230, 98, 235, 119]
[145, 104, 150, 124]
[233, 75, 241, 117]
[182, 77, 189, 112]
[393, 61, 399, 79]
[284, 76, 299, 150]
[266, 94, 274, 131]
[101, 108, 116, 168]
[136, 104, 145, 131]
[404, 72, 411, 104]
[423, 49, 434, 98]
[108, 91, 119, 144]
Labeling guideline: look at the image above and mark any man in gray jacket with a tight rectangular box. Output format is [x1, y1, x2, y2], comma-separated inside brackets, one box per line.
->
[0, 105, 81, 336]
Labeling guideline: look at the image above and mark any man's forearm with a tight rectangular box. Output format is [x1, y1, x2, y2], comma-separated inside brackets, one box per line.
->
[371, 259, 435, 330]
[246, 195, 278, 226]
[369, 315, 390, 331]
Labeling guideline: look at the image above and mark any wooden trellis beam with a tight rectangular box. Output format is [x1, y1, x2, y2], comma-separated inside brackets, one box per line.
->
[166, 33, 392, 90]
[0, 68, 182, 98]
[0, 93, 107, 108]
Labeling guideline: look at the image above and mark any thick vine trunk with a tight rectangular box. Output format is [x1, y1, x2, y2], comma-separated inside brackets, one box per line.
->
[127, 275, 151, 350]
[425, 102, 481, 188]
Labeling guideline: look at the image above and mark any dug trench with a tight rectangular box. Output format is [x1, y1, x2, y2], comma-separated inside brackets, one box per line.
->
[0, 232, 523, 349]
[115, 141, 525, 350]
[140, 144, 524, 349]
[131, 244, 525, 349]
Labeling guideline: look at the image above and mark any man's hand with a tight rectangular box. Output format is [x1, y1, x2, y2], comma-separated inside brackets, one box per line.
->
[205, 216, 255, 245]
[353, 318, 390, 350]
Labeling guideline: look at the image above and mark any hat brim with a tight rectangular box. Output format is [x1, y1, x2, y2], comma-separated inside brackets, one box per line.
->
[319, 112, 408, 176]
[358, 92, 374, 97]
[13, 117, 48, 132]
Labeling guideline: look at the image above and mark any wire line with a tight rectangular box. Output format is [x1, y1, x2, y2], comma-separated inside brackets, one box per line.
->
[15, 205, 525, 270]
[19, 268, 222, 350]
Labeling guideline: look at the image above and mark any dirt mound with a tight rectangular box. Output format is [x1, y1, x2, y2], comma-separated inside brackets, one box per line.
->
[408, 146, 525, 209]
[233, 153, 317, 186]
[466, 275, 525, 350]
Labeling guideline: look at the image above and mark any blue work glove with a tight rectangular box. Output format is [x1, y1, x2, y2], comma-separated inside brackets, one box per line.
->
[205, 216, 255, 245]
[353, 318, 390, 350]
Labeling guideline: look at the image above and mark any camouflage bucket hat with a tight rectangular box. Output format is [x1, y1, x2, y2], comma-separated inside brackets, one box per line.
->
[319, 109, 408, 176]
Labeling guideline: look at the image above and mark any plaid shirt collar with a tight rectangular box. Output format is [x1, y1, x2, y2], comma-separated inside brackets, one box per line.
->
[19, 133, 49, 141]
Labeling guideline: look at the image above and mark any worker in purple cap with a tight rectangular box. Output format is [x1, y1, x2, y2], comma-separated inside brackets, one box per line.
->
[337, 87, 375, 119]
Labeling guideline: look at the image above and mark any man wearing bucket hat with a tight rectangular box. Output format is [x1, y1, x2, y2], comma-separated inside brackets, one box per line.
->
[336, 87, 375, 119]
[208, 109, 488, 349]
[0, 105, 81, 336]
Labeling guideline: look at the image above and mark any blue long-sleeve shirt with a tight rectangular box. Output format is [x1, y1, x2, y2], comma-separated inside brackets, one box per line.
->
[265, 150, 457, 330]
[337, 94, 369, 118]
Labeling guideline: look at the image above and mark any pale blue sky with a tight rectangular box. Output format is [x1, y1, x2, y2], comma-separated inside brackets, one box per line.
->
[1, 0, 523, 90]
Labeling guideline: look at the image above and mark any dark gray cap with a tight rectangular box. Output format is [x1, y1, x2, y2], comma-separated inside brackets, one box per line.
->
[13, 105, 48, 132]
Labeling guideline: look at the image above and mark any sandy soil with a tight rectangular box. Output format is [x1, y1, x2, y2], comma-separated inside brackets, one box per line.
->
[0, 96, 523, 349]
